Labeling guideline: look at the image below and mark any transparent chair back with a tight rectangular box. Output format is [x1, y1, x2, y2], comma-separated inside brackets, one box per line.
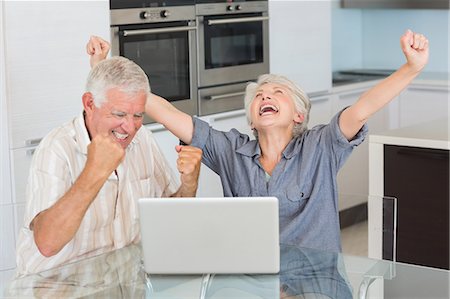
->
[358, 195, 397, 299]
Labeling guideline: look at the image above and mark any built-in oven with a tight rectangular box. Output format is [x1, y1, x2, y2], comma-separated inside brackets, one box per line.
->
[196, 0, 269, 115]
[110, 0, 197, 123]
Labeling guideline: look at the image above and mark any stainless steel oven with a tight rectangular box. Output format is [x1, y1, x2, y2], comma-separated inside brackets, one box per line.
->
[196, 1, 269, 115]
[110, 1, 197, 123]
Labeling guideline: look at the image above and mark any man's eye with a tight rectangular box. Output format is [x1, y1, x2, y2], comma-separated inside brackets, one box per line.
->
[112, 112, 126, 118]
[134, 113, 144, 118]
[275, 89, 283, 94]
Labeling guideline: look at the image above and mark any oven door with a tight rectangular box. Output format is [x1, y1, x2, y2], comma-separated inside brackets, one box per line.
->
[111, 21, 198, 122]
[197, 12, 269, 88]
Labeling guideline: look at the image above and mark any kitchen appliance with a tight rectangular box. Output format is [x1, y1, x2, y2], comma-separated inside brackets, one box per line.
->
[196, 0, 270, 115]
[110, 0, 198, 123]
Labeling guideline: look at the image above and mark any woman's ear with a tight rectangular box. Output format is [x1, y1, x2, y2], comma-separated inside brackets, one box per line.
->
[294, 112, 305, 124]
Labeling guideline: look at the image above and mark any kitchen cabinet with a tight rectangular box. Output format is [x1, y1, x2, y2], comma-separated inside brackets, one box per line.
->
[368, 119, 449, 269]
[269, 0, 331, 94]
[384, 145, 449, 270]
[308, 94, 334, 128]
[397, 83, 449, 129]
[1, 1, 110, 271]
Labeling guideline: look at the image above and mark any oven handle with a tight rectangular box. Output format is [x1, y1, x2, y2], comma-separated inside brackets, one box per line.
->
[207, 16, 269, 26]
[122, 25, 197, 37]
[204, 91, 246, 101]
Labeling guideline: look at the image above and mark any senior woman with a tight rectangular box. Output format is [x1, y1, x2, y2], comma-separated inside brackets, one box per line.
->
[87, 29, 429, 252]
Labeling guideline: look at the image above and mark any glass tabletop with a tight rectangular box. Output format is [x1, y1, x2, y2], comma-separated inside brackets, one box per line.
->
[2, 244, 449, 299]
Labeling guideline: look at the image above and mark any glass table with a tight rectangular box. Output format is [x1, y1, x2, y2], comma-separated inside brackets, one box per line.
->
[2, 244, 449, 299]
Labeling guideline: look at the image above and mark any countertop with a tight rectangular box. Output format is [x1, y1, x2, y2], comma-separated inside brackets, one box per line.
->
[332, 70, 449, 93]
[369, 118, 450, 150]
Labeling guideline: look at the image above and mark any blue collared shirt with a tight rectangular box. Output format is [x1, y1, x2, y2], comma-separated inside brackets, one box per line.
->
[191, 110, 368, 252]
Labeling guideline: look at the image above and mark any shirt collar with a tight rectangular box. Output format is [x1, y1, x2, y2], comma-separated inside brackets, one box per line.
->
[235, 136, 303, 160]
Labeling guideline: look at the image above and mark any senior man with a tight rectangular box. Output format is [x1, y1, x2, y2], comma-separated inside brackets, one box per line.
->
[15, 56, 202, 276]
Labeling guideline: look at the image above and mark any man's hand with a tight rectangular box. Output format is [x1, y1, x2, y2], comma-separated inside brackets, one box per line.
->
[86, 35, 110, 68]
[174, 145, 202, 196]
[400, 29, 429, 73]
[86, 134, 125, 178]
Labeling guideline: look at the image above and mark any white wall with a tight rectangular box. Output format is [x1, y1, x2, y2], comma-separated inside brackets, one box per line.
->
[1, 0, 12, 205]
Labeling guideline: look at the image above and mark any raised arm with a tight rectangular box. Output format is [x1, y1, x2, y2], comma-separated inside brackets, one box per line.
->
[146, 94, 194, 144]
[339, 29, 429, 140]
[86, 36, 195, 144]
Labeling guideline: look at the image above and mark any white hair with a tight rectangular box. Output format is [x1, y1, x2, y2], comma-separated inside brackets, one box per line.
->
[85, 56, 150, 107]
[244, 74, 311, 139]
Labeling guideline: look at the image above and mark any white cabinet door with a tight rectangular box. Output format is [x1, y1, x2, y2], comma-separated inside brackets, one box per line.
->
[0, 204, 16, 271]
[147, 125, 181, 186]
[398, 84, 449, 128]
[334, 87, 371, 210]
[4, 1, 110, 149]
[308, 94, 334, 128]
[10, 147, 37, 204]
[269, 0, 331, 94]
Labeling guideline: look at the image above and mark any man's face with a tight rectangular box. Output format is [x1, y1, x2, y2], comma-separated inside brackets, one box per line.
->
[83, 87, 146, 149]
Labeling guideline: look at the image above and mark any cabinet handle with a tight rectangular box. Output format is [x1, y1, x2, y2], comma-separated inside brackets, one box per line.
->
[122, 25, 197, 36]
[407, 86, 449, 92]
[27, 149, 36, 156]
[207, 16, 269, 26]
[204, 91, 246, 101]
[26, 138, 42, 146]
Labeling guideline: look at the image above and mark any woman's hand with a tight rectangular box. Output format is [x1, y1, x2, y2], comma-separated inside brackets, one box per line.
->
[400, 29, 429, 73]
[86, 35, 110, 68]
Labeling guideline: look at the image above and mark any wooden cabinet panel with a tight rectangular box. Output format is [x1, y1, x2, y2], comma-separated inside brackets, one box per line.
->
[384, 145, 449, 270]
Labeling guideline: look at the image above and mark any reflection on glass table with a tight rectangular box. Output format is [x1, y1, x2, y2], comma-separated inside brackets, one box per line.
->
[3, 243, 449, 299]
[5, 244, 352, 299]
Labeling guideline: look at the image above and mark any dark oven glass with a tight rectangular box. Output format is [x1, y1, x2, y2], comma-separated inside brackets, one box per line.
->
[203, 13, 263, 69]
[119, 22, 190, 102]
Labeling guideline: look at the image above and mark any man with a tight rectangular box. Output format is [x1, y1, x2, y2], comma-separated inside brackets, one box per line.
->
[15, 56, 202, 276]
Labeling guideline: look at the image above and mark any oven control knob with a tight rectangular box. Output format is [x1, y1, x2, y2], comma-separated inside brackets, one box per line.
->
[226, 5, 234, 11]
[235, 5, 242, 11]
[140, 11, 150, 19]
[160, 10, 170, 18]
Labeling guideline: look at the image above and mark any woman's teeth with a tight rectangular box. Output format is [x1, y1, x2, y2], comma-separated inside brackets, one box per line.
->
[113, 131, 128, 140]
[259, 104, 279, 115]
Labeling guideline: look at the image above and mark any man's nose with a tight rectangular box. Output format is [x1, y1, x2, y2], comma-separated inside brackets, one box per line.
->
[121, 115, 136, 132]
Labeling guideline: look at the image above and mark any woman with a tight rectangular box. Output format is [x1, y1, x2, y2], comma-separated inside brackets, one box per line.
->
[87, 30, 429, 252]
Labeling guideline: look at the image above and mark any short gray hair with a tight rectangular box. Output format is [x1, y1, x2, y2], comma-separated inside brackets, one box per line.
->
[244, 74, 311, 138]
[85, 56, 150, 107]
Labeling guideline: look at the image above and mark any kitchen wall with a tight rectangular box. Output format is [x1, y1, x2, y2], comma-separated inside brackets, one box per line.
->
[332, 1, 450, 72]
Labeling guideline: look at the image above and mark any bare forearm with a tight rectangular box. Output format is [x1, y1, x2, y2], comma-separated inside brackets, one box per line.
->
[146, 94, 194, 144]
[340, 63, 420, 139]
[32, 168, 109, 257]
[355, 64, 419, 120]
[171, 182, 198, 198]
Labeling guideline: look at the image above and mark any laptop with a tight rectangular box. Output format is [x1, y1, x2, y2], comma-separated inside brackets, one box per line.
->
[138, 197, 280, 274]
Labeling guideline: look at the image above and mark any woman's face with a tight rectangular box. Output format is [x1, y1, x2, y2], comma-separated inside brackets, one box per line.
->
[249, 83, 303, 132]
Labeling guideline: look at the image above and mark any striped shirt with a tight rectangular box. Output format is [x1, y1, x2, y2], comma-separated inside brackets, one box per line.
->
[15, 113, 178, 277]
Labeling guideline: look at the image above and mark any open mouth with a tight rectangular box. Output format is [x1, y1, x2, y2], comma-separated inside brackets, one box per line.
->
[259, 104, 279, 116]
[113, 130, 129, 140]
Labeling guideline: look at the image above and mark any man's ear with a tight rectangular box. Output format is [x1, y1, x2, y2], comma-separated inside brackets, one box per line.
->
[82, 92, 95, 115]
[294, 112, 305, 124]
